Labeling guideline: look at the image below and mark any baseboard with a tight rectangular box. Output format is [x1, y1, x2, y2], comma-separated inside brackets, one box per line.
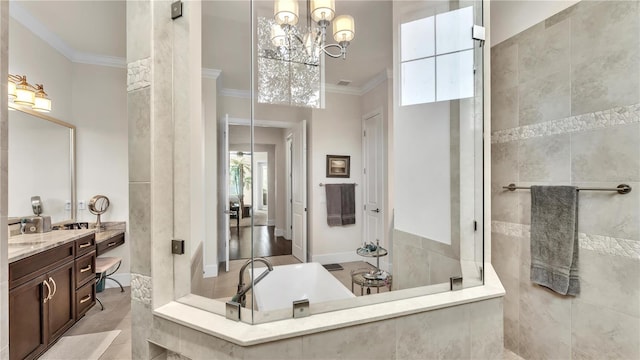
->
[267, 219, 276, 226]
[203, 264, 219, 278]
[103, 273, 131, 289]
[274, 228, 285, 237]
[312, 251, 362, 265]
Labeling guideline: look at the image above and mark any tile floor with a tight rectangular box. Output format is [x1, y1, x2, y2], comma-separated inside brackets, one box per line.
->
[63, 286, 132, 359]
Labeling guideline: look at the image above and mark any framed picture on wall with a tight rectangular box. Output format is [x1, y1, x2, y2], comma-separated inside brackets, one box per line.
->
[326, 155, 350, 178]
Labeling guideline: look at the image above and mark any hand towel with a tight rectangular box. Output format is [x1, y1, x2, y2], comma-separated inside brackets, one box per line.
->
[530, 185, 580, 296]
[325, 184, 343, 226]
[340, 184, 356, 225]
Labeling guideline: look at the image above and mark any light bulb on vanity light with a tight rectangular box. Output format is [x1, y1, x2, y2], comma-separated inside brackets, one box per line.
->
[333, 14, 355, 44]
[310, 0, 335, 23]
[274, 0, 299, 26]
[33, 85, 51, 112]
[8, 79, 17, 100]
[13, 76, 35, 106]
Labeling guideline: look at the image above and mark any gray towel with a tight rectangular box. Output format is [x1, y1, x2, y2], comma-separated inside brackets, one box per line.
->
[341, 184, 356, 225]
[325, 184, 343, 226]
[530, 186, 580, 296]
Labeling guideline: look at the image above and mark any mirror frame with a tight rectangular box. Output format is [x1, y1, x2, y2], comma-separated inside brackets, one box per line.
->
[8, 103, 77, 221]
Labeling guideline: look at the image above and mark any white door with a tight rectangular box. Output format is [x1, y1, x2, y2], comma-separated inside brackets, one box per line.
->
[285, 136, 293, 240]
[363, 112, 385, 255]
[223, 115, 230, 272]
[291, 120, 307, 262]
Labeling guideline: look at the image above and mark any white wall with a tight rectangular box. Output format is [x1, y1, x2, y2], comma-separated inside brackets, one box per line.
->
[9, 18, 131, 281]
[309, 92, 363, 262]
[490, 0, 580, 46]
[9, 18, 72, 122]
[72, 63, 129, 279]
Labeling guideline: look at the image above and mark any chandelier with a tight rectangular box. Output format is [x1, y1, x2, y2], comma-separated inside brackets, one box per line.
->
[264, 0, 355, 65]
[8, 74, 52, 112]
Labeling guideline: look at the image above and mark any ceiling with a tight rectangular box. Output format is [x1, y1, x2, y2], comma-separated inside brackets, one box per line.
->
[13, 0, 392, 91]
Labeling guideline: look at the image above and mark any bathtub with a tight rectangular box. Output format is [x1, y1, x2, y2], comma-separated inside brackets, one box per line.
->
[252, 262, 355, 311]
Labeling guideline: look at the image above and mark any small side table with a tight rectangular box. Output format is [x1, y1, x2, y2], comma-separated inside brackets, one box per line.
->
[351, 269, 392, 295]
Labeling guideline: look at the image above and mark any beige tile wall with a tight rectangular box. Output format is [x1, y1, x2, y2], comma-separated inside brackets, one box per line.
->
[491, 1, 640, 359]
[149, 298, 504, 360]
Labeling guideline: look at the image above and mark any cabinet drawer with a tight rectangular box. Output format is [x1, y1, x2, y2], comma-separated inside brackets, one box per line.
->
[75, 251, 96, 289]
[75, 281, 96, 319]
[10, 242, 74, 290]
[96, 233, 125, 256]
[75, 234, 96, 257]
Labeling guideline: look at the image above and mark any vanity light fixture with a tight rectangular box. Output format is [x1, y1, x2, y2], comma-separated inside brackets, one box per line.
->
[7, 74, 52, 112]
[267, 0, 355, 64]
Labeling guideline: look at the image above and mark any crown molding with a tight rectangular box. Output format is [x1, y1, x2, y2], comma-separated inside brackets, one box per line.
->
[10, 2, 127, 69]
[10, 1, 76, 61]
[324, 84, 362, 96]
[219, 88, 252, 99]
[202, 68, 222, 80]
[73, 52, 126, 68]
[360, 68, 392, 95]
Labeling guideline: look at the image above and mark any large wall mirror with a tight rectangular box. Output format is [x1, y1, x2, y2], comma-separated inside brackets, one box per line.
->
[185, 0, 484, 324]
[8, 103, 76, 223]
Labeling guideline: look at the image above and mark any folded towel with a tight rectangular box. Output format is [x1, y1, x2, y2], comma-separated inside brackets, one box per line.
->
[325, 184, 343, 226]
[530, 185, 580, 296]
[341, 184, 356, 225]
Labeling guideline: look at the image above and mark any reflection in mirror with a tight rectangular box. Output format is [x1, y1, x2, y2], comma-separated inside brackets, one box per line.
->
[8, 104, 75, 224]
[187, 0, 483, 325]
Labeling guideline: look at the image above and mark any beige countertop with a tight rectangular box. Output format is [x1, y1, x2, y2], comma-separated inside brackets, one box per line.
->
[95, 229, 125, 244]
[8, 229, 95, 263]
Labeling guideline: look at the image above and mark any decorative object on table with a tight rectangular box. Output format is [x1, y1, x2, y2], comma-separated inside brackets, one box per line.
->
[326, 154, 350, 177]
[88, 195, 110, 232]
[354, 239, 391, 294]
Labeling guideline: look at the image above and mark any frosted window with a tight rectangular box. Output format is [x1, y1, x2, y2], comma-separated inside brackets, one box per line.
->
[400, 16, 435, 61]
[436, 50, 474, 102]
[401, 58, 435, 106]
[436, 6, 473, 54]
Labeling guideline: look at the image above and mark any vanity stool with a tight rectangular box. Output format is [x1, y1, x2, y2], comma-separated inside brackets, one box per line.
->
[94, 256, 124, 310]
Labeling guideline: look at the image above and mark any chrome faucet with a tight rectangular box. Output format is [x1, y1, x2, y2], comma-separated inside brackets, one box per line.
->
[231, 257, 274, 307]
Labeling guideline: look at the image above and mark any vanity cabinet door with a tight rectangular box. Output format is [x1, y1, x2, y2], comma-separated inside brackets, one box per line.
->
[9, 275, 47, 360]
[46, 261, 75, 343]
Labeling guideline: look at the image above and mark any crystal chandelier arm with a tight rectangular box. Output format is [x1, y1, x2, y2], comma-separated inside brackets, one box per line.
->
[320, 43, 345, 59]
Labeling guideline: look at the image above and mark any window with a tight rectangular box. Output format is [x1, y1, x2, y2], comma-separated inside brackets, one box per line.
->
[400, 6, 475, 106]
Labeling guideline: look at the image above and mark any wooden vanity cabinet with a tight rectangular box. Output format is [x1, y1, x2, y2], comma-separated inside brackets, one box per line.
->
[74, 232, 97, 318]
[9, 243, 75, 360]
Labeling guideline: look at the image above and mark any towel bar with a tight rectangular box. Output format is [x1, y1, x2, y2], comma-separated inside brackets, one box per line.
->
[319, 183, 358, 186]
[503, 183, 632, 195]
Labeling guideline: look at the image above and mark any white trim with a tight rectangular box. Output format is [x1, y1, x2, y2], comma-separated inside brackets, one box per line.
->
[202, 68, 222, 79]
[360, 69, 392, 95]
[274, 228, 285, 237]
[312, 251, 362, 265]
[102, 272, 131, 289]
[324, 84, 362, 96]
[220, 88, 252, 99]
[203, 264, 219, 278]
[74, 52, 126, 68]
[10, 2, 76, 60]
[228, 117, 295, 129]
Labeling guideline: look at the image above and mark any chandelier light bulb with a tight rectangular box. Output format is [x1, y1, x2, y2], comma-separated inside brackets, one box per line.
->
[271, 24, 288, 47]
[310, 0, 335, 23]
[333, 14, 355, 43]
[274, 0, 299, 25]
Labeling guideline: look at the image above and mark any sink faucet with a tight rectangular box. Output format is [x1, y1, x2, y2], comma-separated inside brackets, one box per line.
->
[231, 257, 274, 307]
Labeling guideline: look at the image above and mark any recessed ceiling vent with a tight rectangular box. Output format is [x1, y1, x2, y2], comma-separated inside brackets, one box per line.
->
[337, 79, 352, 86]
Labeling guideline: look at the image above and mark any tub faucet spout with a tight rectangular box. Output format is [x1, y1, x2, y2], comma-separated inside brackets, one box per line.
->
[232, 257, 274, 307]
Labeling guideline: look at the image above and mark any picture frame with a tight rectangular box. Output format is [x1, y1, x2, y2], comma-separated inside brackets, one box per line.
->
[326, 155, 350, 178]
